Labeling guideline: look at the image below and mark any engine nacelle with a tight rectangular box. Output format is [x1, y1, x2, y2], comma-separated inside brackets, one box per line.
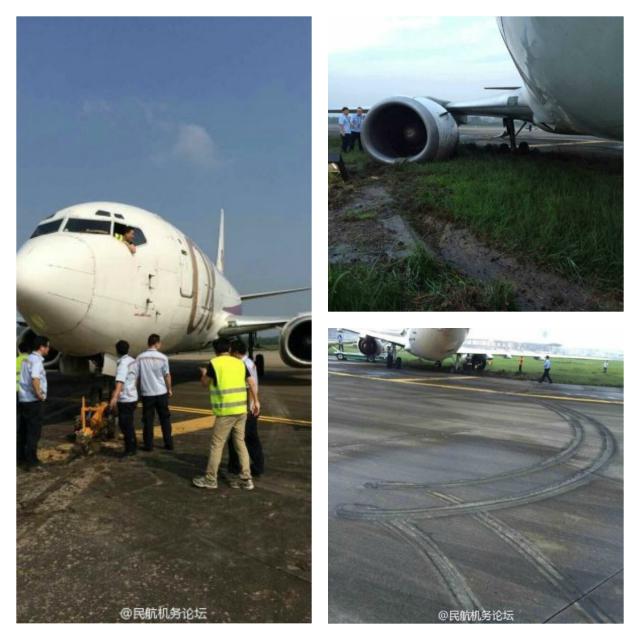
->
[361, 96, 459, 164]
[279, 314, 311, 368]
[358, 336, 383, 357]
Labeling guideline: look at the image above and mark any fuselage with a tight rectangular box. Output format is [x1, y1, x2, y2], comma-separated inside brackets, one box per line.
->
[405, 328, 469, 361]
[498, 17, 623, 140]
[16, 202, 241, 357]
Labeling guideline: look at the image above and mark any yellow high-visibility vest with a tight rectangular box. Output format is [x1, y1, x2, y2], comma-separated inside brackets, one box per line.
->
[114, 233, 124, 241]
[16, 353, 28, 392]
[209, 355, 248, 416]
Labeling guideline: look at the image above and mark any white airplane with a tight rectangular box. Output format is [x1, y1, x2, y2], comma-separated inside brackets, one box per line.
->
[335, 328, 479, 366]
[359, 17, 623, 163]
[16, 202, 311, 376]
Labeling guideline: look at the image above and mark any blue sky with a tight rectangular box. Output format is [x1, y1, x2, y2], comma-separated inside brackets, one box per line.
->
[329, 16, 521, 106]
[17, 17, 310, 318]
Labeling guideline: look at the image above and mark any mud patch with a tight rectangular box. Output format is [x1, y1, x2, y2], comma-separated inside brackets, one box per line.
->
[329, 182, 422, 264]
[414, 217, 611, 310]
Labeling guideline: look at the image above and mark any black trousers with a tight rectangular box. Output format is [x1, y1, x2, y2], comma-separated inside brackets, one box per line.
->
[141, 394, 172, 449]
[17, 401, 43, 466]
[351, 131, 362, 150]
[228, 413, 264, 476]
[117, 401, 138, 453]
[539, 370, 553, 383]
[341, 133, 352, 152]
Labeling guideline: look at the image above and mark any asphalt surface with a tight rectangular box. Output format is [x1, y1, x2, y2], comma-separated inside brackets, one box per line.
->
[328, 360, 623, 623]
[17, 351, 311, 623]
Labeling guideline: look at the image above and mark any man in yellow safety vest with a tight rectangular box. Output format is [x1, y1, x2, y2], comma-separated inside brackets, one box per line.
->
[193, 338, 260, 490]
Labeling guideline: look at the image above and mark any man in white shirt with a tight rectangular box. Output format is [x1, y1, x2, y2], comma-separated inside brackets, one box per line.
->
[109, 340, 139, 456]
[227, 339, 264, 477]
[338, 106, 352, 153]
[17, 336, 50, 469]
[136, 334, 173, 451]
[539, 356, 553, 384]
[349, 107, 365, 151]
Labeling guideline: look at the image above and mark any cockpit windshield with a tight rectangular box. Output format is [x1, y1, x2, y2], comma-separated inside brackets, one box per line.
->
[30, 219, 63, 238]
[64, 219, 112, 235]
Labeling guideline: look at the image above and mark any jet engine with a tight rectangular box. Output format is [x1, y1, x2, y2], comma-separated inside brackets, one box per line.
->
[361, 96, 459, 164]
[279, 314, 311, 368]
[358, 336, 383, 358]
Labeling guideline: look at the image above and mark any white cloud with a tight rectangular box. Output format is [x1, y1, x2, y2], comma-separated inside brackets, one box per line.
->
[171, 123, 218, 169]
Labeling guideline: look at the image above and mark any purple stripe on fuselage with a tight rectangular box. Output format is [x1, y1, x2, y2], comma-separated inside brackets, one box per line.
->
[223, 305, 242, 315]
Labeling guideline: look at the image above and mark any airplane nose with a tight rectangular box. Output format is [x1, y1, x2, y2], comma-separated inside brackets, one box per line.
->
[17, 235, 95, 335]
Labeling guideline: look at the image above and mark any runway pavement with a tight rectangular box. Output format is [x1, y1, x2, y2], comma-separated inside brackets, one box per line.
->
[17, 351, 310, 623]
[328, 360, 623, 623]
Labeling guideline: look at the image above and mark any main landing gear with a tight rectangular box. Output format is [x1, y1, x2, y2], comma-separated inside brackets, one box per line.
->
[501, 117, 530, 153]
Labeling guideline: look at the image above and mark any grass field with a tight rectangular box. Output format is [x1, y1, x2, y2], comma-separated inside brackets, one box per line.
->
[330, 346, 623, 387]
[328, 134, 623, 302]
[329, 247, 517, 311]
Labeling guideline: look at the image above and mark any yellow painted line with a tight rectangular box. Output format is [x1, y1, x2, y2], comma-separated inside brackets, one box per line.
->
[169, 404, 311, 427]
[328, 370, 623, 406]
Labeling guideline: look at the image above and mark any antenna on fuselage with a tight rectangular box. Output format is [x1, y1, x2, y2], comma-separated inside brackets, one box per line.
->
[216, 208, 224, 273]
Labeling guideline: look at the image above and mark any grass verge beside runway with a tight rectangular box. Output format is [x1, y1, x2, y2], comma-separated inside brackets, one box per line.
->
[330, 347, 623, 387]
[329, 135, 622, 306]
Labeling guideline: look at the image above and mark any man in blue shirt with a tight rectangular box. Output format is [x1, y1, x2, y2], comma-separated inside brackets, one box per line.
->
[350, 107, 365, 151]
[17, 336, 50, 469]
[338, 107, 352, 152]
[539, 356, 553, 383]
[136, 334, 173, 451]
[109, 340, 139, 456]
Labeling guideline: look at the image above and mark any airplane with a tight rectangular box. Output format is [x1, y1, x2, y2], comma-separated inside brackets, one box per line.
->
[332, 328, 614, 371]
[343, 17, 623, 164]
[333, 328, 564, 371]
[16, 202, 311, 377]
[334, 328, 481, 368]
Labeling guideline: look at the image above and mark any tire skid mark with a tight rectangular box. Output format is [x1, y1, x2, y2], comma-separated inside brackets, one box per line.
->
[380, 520, 484, 613]
[366, 403, 584, 491]
[428, 491, 614, 623]
[336, 405, 615, 521]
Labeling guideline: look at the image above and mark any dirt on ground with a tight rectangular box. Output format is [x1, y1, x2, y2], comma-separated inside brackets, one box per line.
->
[328, 175, 620, 311]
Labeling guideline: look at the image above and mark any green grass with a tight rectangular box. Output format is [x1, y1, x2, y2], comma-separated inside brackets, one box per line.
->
[329, 135, 623, 295]
[329, 346, 623, 387]
[329, 247, 517, 311]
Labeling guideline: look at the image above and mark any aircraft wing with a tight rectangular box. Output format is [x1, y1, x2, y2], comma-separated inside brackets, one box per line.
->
[219, 315, 293, 337]
[240, 287, 309, 301]
[437, 88, 533, 122]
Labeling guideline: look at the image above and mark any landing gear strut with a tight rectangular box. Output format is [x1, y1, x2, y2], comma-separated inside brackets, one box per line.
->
[502, 117, 530, 152]
[248, 332, 265, 378]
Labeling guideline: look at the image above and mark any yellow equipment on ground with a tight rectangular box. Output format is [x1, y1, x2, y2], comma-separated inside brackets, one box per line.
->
[74, 396, 115, 454]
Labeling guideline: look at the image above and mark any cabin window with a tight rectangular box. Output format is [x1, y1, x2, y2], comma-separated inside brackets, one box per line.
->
[64, 218, 112, 235]
[30, 219, 62, 238]
[113, 222, 147, 246]
[95, 210, 111, 217]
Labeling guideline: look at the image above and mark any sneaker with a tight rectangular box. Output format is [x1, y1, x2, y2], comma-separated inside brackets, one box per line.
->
[240, 478, 254, 491]
[192, 476, 218, 489]
[228, 477, 241, 489]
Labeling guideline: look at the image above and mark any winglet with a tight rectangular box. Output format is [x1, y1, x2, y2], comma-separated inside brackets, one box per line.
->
[216, 208, 224, 273]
